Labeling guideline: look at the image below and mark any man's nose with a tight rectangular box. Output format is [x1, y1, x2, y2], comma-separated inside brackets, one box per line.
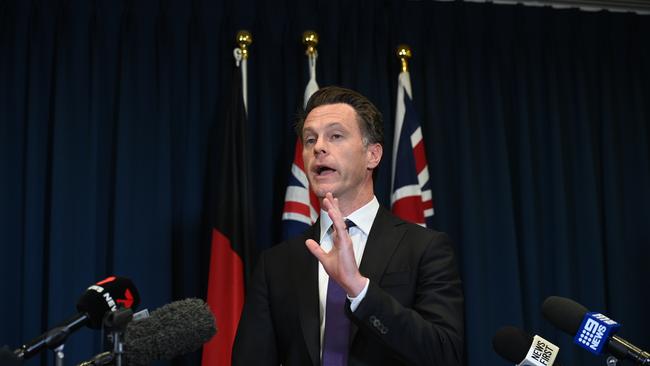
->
[313, 137, 327, 155]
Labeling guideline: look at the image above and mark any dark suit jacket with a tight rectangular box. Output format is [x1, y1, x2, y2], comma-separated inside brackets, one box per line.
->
[232, 207, 464, 366]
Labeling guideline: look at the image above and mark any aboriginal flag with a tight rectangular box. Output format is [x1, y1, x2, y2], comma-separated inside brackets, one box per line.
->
[202, 61, 255, 366]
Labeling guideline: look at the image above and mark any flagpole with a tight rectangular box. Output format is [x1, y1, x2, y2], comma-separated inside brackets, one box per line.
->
[397, 44, 411, 73]
[392, 44, 412, 195]
[303, 30, 318, 56]
[302, 30, 319, 109]
[301, 30, 320, 222]
[235, 30, 252, 114]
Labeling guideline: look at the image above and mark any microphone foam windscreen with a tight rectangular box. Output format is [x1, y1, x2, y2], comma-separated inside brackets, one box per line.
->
[124, 298, 217, 366]
[492, 326, 533, 363]
[76, 276, 141, 328]
[541, 296, 588, 335]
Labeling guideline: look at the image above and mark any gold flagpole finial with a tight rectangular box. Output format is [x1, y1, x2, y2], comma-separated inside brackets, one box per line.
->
[396, 44, 412, 73]
[236, 30, 253, 59]
[302, 30, 319, 56]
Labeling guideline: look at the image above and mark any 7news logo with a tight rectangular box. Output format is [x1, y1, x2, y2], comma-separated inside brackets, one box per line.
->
[574, 312, 621, 355]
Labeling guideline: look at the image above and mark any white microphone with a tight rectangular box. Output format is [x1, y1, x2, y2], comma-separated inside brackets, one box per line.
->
[493, 326, 562, 366]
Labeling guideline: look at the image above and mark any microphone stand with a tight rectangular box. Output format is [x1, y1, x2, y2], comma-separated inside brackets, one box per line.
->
[78, 308, 150, 366]
[112, 332, 123, 366]
[103, 307, 133, 366]
[47, 324, 75, 366]
[53, 344, 65, 366]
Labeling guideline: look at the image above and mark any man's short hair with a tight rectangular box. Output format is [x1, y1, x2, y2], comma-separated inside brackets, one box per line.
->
[295, 86, 384, 147]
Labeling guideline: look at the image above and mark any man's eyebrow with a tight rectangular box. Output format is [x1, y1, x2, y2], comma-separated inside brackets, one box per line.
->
[302, 126, 315, 135]
[302, 122, 349, 138]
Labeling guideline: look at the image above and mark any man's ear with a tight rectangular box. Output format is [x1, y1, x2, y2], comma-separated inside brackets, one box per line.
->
[366, 143, 383, 169]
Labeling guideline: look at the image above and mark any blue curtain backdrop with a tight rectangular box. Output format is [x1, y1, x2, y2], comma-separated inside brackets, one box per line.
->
[1, 0, 649, 365]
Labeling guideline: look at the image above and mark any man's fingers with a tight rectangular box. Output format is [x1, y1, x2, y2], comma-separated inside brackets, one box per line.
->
[305, 239, 326, 262]
[322, 194, 334, 211]
[323, 193, 347, 235]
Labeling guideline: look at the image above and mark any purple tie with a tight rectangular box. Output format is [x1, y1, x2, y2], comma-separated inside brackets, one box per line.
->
[322, 219, 355, 366]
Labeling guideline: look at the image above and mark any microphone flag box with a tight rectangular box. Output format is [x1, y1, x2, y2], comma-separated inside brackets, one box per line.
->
[518, 335, 560, 366]
[574, 312, 621, 355]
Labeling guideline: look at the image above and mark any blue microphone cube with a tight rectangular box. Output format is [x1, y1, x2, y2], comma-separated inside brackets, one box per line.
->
[574, 312, 621, 355]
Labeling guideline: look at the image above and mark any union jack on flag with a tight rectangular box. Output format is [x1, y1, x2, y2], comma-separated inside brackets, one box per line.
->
[391, 71, 434, 227]
[281, 52, 320, 239]
[282, 141, 320, 238]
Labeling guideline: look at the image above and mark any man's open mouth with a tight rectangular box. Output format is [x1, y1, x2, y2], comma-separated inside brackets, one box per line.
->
[315, 165, 336, 175]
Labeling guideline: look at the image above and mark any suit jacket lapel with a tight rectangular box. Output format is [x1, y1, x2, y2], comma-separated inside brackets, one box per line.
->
[351, 207, 406, 342]
[295, 222, 321, 365]
[358, 207, 405, 283]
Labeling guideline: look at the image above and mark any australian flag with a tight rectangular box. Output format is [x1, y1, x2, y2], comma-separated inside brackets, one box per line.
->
[391, 71, 434, 227]
[281, 57, 320, 239]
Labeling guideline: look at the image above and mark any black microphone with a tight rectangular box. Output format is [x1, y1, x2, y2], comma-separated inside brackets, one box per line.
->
[493, 326, 562, 365]
[542, 296, 650, 365]
[14, 276, 140, 360]
[122, 298, 216, 365]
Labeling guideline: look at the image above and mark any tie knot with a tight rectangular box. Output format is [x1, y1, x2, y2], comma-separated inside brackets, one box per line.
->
[327, 219, 356, 235]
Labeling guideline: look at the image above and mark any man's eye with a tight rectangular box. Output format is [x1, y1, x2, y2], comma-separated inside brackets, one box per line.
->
[304, 137, 316, 145]
[331, 134, 342, 140]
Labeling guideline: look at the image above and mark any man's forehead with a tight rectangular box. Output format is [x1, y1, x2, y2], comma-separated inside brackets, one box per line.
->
[303, 103, 358, 130]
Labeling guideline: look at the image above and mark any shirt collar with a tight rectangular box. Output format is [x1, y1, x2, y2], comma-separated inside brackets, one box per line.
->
[319, 196, 380, 241]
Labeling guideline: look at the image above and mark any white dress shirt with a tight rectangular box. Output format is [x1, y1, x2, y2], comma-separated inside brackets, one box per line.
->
[317, 196, 379, 350]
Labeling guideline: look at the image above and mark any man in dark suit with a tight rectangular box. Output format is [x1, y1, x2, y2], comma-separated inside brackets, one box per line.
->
[232, 86, 463, 366]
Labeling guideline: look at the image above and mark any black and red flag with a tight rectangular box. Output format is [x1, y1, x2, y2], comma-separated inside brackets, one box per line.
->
[202, 50, 255, 365]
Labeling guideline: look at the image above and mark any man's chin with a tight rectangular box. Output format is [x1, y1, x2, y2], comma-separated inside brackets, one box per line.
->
[312, 188, 327, 199]
[310, 184, 336, 199]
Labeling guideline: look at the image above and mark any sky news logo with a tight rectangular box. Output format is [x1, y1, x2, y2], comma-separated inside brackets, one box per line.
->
[574, 312, 621, 355]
